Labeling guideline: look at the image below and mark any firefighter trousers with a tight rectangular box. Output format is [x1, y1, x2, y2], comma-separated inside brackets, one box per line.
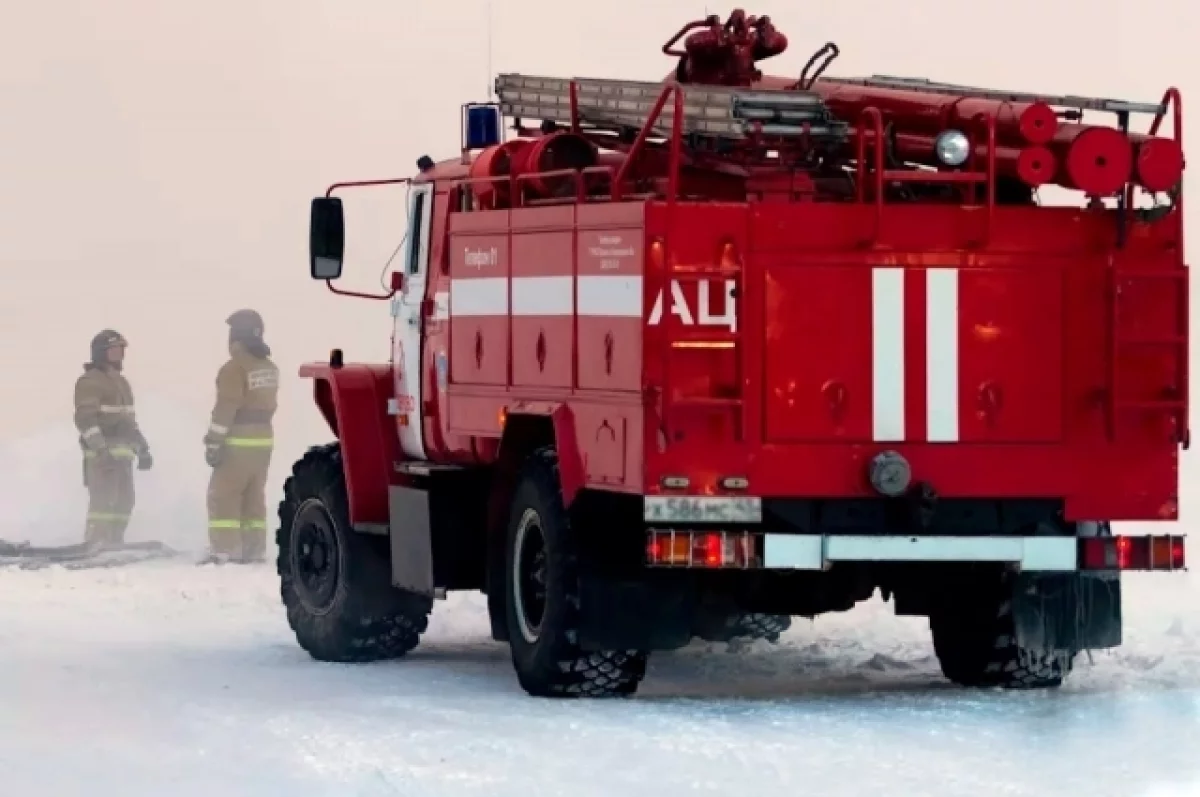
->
[207, 445, 273, 561]
[84, 449, 136, 545]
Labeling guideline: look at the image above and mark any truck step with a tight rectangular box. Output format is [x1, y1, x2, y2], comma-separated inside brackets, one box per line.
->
[394, 461, 465, 476]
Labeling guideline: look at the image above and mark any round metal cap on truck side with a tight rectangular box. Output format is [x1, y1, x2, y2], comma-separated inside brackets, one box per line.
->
[868, 450, 912, 497]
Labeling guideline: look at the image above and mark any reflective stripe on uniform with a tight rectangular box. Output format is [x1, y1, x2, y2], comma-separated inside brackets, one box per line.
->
[208, 423, 229, 435]
[87, 512, 130, 522]
[83, 426, 103, 439]
[209, 519, 267, 531]
[225, 437, 273, 448]
[99, 405, 135, 414]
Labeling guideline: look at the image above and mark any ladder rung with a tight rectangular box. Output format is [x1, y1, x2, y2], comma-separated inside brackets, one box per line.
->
[1115, 336, 1187, 346]
[670, 397, 744, 408]
[1115, 269, 1188, 281]
[1113, 400, 1187, 410]
[670, 266, 741, 278]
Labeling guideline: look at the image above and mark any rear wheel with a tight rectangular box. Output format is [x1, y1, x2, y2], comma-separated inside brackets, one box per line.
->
[930, 569, 1074, 689]
[693, 612, 793, 644]
[504, 447, 648, 697]
[277, 444, 432, 662]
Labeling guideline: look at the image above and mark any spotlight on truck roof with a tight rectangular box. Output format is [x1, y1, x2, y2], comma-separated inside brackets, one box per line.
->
[934, 129, 971, 167]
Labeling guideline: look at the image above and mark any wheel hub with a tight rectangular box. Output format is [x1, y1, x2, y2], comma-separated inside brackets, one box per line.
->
[290, 499, 340, 613]
[512, 508, 548, 644]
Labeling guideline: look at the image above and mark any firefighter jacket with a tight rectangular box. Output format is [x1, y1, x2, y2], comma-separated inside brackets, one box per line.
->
[73, 364, 148, 459]
[204, 342, 280, 451]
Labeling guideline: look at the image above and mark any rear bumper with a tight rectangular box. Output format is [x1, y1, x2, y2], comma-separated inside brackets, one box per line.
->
[762, 534, 1077, 571]
[643, 497, 1187, 573]
[646, 530, 1186, 572]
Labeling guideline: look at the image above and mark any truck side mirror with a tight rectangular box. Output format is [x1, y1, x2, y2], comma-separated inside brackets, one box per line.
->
[310, 197, 345, 280]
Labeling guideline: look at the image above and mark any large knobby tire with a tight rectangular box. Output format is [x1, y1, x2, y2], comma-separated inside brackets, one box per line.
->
[504, 447, 648, 698]
[695, 612, 793, 644]
[277, 444, 432, 663]
[930, 570, 1074, 689]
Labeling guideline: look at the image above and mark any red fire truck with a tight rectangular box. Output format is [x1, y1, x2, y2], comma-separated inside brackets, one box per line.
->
[281, 10, 1188, 697]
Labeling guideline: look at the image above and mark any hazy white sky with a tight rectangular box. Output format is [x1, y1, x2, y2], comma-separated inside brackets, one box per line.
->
[1, 0, 1193, 462]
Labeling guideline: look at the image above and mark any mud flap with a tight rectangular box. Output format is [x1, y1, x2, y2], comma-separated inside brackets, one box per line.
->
[577, 574, 695, 652]
[1012, 571, 1123, 653]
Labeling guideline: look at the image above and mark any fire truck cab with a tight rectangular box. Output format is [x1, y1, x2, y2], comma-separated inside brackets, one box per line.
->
[281, 10, 1188, 698]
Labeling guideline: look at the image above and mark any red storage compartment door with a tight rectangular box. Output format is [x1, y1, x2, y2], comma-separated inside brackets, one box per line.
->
[956, 266, 1064, 443]
[764, 264, 876, 442]
[511, 209, 574, 389]
[448, 232, 509, 386]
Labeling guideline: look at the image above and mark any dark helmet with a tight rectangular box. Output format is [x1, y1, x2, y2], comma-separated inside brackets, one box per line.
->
[226, 309, 271, 357]
[226, 309, 264, 339]
[89, 329, 127, 364]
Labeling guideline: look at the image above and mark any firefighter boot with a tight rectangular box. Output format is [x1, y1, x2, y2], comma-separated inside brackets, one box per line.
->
[197, 550, 234, 566]
[239, 524, 268, 564]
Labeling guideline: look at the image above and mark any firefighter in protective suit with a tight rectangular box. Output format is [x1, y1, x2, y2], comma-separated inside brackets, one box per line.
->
[203, 310, 280, 564]
[74, 330, 153, 546]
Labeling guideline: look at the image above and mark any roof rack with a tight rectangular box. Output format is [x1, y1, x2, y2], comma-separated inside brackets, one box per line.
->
[818, 75, 1167, 116]
[494, 73, 849, 142]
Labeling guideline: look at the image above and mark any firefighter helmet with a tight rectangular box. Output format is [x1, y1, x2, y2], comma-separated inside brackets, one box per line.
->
[226, 309, 265, 339]
[90, 329, 127, 363]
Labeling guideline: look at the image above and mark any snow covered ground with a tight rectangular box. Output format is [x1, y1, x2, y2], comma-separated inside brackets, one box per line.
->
[1, 560, 1198, 796]
[2, 416, 1199, 797]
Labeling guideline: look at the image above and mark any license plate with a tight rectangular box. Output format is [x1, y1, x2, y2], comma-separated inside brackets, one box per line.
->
[643, 496, 762, 524]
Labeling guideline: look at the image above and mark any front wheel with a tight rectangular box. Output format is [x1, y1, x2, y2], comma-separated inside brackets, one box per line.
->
[504, 447, 648, 697]
[277, 444, 432, 662]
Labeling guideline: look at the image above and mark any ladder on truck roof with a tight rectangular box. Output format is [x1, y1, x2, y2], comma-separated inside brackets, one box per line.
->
[494, 73, 849, 142]
[819, 75, 1168, 116]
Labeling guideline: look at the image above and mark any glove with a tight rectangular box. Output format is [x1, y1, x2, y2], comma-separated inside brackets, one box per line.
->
[137, 451, 153, 471]
[205, 443, 223, 468]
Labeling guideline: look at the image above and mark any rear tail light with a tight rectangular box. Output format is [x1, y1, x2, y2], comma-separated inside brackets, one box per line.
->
[647, 530, 759, 569]
[1078, 535, 1185, 571]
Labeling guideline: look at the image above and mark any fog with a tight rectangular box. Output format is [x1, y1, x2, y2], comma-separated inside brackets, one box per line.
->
[0, 0, 1194, 548]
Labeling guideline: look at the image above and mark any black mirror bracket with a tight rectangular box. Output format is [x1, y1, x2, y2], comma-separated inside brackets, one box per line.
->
[309, 177, 414, 301]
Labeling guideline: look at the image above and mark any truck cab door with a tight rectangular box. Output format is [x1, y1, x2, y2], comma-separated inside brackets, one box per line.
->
[392, 181, 434, 460]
